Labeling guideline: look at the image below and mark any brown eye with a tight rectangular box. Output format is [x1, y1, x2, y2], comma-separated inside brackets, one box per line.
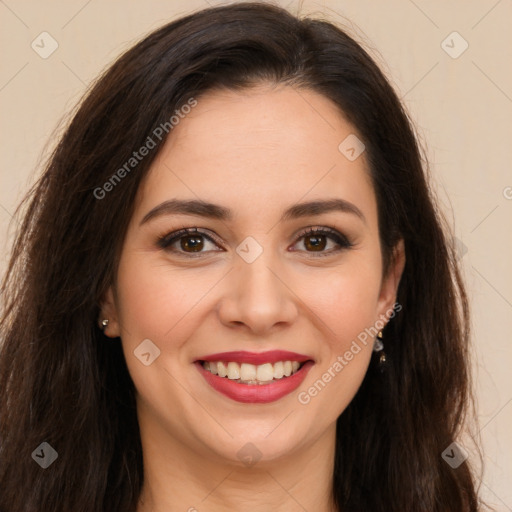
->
[158, 228, 223, 256]
[292, 227, 353, 256]
[180, 235, 205, 252]
[303, 234, 327, 251]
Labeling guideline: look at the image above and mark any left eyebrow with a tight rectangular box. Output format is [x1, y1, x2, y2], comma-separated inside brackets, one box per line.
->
[280, 198, 366, 225]
[139, 198, 366, 226]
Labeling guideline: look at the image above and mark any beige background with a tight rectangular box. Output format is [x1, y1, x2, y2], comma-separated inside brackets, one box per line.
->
[1, 0, 511, 508]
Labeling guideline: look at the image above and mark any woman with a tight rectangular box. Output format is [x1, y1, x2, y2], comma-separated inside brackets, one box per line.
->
[0, 2, 481, 511]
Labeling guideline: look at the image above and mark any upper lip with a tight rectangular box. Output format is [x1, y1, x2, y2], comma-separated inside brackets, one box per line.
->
[196, 350, 314, 365]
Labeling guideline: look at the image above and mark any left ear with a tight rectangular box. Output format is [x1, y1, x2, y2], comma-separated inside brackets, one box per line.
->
[376, 238, 406, 319]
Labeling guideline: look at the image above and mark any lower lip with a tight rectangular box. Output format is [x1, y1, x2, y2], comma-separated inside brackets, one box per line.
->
[195, 361, 314, 404]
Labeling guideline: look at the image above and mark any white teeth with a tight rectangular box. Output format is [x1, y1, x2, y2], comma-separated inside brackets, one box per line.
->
[217, 361, 228, 378]
[256, 363, 274, 382]
[227, 362, 240, 380]
[240, 363, 256, 381]
[202, 360, 306, 383]
[273, 361, 284, 379]
[208, 362, 218, 375]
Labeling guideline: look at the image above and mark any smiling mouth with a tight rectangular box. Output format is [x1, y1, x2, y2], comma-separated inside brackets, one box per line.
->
[200, 360, 308, 385]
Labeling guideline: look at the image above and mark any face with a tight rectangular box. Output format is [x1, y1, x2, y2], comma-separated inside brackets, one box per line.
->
[102, 84, 404, 465]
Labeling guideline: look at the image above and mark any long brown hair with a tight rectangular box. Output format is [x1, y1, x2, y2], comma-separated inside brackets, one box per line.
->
[0, 2, 481, 511]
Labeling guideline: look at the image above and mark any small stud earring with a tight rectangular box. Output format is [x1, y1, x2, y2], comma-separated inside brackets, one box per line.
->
[373, 330, 384, 352]
[101, 319, 109, 331]
[373, 330, 387, 369]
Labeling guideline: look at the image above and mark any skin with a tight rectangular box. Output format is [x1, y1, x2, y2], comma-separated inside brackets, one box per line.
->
[101, 84, 405, 512]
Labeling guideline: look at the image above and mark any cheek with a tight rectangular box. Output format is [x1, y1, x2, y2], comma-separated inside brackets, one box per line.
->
[114, 253, 219, 348]
[294, 281, 378, 422]
[295, 270, 379, 415]
[298, 259, 382, 343]
[114, 254, 221, 414]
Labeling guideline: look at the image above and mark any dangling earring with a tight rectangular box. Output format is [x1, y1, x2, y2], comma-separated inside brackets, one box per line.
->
[373, 330, 387, 368]
[101, 319, 109, 331]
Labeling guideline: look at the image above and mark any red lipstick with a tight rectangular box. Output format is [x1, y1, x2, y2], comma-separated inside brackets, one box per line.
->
[194, 350, 314, 404]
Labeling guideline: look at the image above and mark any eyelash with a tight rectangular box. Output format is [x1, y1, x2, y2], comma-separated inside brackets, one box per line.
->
[157, 226, 354, 258]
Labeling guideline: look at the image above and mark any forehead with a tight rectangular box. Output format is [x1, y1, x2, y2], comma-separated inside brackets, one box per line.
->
[136, 85, 376, 226]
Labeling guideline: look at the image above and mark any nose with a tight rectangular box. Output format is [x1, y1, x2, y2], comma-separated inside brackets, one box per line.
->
[217, 254, 299, 335]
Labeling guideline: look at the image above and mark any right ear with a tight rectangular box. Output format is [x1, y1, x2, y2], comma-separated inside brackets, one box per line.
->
[98, 286, 121, 338]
